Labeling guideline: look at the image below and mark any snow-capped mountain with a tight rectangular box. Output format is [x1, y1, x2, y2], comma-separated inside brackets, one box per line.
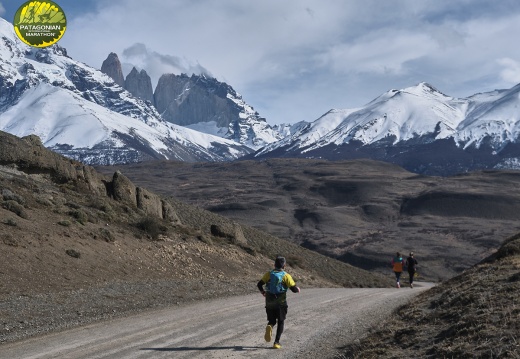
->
[254, 82, 520, 175]
[0, 18, 252, 165]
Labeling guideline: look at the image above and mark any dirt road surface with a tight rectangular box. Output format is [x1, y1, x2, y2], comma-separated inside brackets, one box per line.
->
[0, 284, 432, 359]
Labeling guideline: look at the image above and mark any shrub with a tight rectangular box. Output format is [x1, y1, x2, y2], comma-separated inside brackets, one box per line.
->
[68, 210, 88, 225]
[65, 202, 81, 209]
[2, 234, 17, 246]
[65, 249, 81, 258]
[2, 200, 28, 219]
[1, 188, 25, 205]
[3, 218, 17, 227]
[99, 228, 115, 242]
[286, 254, 305, 269]
[135, 216, 168, 240]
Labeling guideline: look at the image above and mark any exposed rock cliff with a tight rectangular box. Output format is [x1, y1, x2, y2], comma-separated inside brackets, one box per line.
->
[154, 73, 235, 127]
[125, 67, 154, 104]
[100, 52, 125, 87]
[153, 73, 282, 149]
[0, 130, 180, 223]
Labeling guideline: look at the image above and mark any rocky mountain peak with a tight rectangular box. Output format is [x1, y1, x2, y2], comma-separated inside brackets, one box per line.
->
[153, 73, 281, 149]
[101, 52, 125, 87]
[125, 67, 154, 104]
[153, 73, 236, 127]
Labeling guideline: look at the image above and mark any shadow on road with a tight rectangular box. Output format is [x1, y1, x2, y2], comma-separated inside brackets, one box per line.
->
[141, 346, 267, 352]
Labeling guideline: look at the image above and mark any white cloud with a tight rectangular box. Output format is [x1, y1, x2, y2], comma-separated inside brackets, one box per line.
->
[120, 43, 211, 86]
[58, 1, 520, 124]
[318, 30, 435, 76]
[497, 58, 520, 84]
[0, 3, 5, 17]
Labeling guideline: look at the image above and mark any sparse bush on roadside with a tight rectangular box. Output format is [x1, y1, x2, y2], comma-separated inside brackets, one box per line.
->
[65, 249, 81, 258]
[57, 220, 71, 227]
[35, 196, 53, 207]
[99, 227, 115, 242]
[65, 201, 81, 209]
[240, 245, 257, 256]
[495, 233, 520, 259]
[1, 233, 17, 246]
[2, 200, 28, 218]
[90, 198, 114, 214]
[68, 209, 88, 225]
[1, 188, 25, 206]
[2, 218, 17, 226]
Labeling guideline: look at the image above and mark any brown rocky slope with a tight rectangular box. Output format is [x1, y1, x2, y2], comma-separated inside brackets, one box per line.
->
[340, 231, 520, 358]
[0, 130, 388, 344]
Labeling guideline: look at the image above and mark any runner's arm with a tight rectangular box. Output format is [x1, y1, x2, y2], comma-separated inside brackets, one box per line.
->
[289, 285, 300, 293]
[257, 272, 270, 295]
[257, 280, 266, 295]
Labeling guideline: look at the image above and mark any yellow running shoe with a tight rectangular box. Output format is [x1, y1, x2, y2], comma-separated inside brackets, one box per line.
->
[273, 342, 282, 349]
[264, 325, 272, 342]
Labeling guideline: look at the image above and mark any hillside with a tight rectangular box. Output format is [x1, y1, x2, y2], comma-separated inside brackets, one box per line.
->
[342, 231, 520, 358]
[98, 159, 520, 282]
[0, 130, 388, 344]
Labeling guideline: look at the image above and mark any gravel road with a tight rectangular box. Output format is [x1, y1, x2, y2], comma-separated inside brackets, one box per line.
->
[0, 284, 432, 359]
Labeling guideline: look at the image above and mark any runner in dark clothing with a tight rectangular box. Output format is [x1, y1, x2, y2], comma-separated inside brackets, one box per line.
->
[406, 252, 418, 288]
[257, 256, 300, 349]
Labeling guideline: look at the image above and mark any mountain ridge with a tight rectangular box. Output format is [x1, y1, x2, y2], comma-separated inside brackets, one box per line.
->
[0, 18, 253, 165]
[100, 52, 283, 150]
[254, 81, 520, 175]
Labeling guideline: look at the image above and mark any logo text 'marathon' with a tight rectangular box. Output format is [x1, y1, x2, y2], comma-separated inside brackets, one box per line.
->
[13, 1, 67, 47]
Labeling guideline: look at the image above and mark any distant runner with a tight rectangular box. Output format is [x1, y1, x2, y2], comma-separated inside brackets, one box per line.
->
[406, 252, 418, 288]
[391, 252, 405, 288]
[257, 256, 300, 349]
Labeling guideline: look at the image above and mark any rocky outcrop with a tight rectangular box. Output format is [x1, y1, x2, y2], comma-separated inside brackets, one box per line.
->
[136, 187, 162, 218]
[108, 170, 182, 222]
[101, 53, 125, 87]
[0, 132, 102, 190]
[125, 67, 154, 104]
[0, 130, 181, 224]
[162, 199, 180, 224]
[111, 171, 137, 206]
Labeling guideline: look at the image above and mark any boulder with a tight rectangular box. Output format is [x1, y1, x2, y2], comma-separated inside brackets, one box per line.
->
[136, 187, 162, 218]
[162, 199, 181, 224]
[111, 171, 137, 206]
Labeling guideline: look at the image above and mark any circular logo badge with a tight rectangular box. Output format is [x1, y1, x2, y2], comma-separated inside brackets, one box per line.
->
[13, 1, 67, 48]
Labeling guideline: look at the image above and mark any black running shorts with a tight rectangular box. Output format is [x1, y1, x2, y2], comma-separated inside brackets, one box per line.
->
[266, 305, 288, 322]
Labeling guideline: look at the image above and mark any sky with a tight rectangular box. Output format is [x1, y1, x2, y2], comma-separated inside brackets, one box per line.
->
[2, 0, 520, 125]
